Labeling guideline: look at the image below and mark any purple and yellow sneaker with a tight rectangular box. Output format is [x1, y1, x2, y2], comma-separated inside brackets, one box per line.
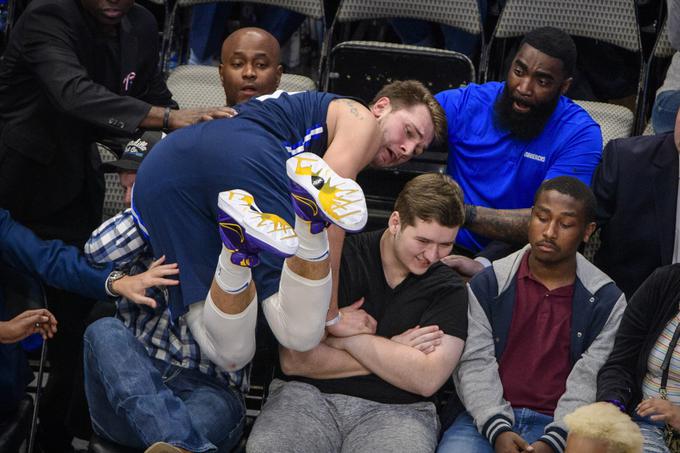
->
[286, 152, 367, 234]
[217, 189, 298, 267]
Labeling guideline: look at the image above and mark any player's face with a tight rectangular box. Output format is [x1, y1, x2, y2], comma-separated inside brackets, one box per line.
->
[505, 43, 570, 115]
[528, 189, 594, 266]
[118, 171, 136, 207]
[389, 214, 457, 276]
[80, 0, 134, 28]
[371, 99, 435, 168]
[219, 31, 282, 106]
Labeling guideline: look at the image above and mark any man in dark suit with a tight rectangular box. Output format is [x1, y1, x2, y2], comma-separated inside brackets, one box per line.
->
[592, 109, 679, 300]
[0, 0, 229, 449]
[0, 0, 234, 244]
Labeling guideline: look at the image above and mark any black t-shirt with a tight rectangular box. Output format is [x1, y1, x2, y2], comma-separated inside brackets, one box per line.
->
[284, 229, 468, 404]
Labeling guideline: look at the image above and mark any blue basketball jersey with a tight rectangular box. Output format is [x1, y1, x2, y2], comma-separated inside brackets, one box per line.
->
[133, 90, 341, 318]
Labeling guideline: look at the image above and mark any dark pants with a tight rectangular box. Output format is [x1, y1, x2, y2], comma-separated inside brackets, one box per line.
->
[38, 286, 95, 451]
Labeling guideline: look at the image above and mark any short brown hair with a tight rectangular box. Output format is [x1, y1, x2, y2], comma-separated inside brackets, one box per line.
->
[370, 80, 447, 145]
[394, 173, 465, 229]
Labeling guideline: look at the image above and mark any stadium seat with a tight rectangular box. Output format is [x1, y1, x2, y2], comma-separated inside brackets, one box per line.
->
[322, 0, 483, 89]
[159, 0, 327, 74]
[574, 100, 635, 147]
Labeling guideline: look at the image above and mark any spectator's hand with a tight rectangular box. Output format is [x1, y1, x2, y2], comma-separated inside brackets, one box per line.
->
[440, 254, 484, 278]
[495, 431, 533, 453]
[323, 334, 347, 350]
[524, 441, 551, 453]
[112, 256, 179, 308]
[326, 298, 377, 337]
[169, 107, 237, 129]
[391, 325, 443, 354]
[637, 397, 680, 430]
[0, 308, 58, 343]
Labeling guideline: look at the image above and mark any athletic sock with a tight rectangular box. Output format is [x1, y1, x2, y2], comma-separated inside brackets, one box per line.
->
[294, 214, 329, 262]
[214, 247, 252, 294]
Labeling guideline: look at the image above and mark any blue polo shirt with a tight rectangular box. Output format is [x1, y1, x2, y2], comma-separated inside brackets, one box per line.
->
[435, 82, 602, 253]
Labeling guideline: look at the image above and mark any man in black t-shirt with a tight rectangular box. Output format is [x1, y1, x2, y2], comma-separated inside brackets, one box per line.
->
[247, 173, 469, 453]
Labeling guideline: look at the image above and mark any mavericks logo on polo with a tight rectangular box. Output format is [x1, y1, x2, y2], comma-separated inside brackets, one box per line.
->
[523, 151, 546, 163]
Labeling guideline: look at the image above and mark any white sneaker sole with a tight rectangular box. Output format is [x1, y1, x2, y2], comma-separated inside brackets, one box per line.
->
[218, 189, 298, 256]
[286, 153, 367, 232]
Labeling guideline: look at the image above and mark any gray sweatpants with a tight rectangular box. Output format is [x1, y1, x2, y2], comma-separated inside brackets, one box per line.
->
[247, 379, 440, 453]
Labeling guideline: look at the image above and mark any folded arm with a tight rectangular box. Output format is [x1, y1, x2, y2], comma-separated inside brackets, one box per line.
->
[326, 332, 463, 397]
[280, 340, 370, 380]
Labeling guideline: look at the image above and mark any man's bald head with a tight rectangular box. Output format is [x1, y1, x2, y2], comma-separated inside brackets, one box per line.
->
[219, 27, 283, 106]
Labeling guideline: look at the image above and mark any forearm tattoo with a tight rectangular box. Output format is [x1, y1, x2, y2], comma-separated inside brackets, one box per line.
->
[464, 205, 530, 244]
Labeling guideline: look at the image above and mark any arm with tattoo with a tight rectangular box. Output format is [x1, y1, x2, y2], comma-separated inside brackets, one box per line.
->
[464, 204, 531, 245]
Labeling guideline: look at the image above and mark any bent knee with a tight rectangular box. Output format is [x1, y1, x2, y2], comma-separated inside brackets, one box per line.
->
[214, 345, 255, 372]
[84, 317, 127, 345]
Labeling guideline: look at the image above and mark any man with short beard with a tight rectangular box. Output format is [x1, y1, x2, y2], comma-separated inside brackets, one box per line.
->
[435, 27, 602, 276]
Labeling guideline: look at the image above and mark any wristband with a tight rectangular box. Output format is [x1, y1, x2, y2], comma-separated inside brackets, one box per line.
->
[162, 106, 171, 130]
[325, 312, 342, 327]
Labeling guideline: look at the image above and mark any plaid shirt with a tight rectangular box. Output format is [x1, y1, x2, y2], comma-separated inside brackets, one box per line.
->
[85, 209, 247, 391]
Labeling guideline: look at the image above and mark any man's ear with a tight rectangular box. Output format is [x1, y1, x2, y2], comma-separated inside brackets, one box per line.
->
[388, 211, 400, 234]
[370, 96, 391, 118]
[218, 65, 224, 86]
[582, 221, 597, 243]
[275, 65, 283, 87]
[560, 77, 573, 95]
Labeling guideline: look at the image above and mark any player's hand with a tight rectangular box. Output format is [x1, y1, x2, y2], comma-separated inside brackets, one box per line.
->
[637, 397, 680, 430]
[391, 325, 443, 354]
[326, 298, 377, 337]
[0, 309, 58, 343]
[524, 440, 551, 453]
[440, 254, 484, 278]
[111, 256, 179, 308]
[495, 431, 533, 453]
[169, 107, 237, 129]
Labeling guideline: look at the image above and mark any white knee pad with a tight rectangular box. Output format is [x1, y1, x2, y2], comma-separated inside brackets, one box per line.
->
[261, 261, 331, 352]
[185, 293, 257, 372]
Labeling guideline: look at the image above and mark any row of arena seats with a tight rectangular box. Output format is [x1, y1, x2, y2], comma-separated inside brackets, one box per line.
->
[143, 0, 671, 133]
[1, 0, 672, 135]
